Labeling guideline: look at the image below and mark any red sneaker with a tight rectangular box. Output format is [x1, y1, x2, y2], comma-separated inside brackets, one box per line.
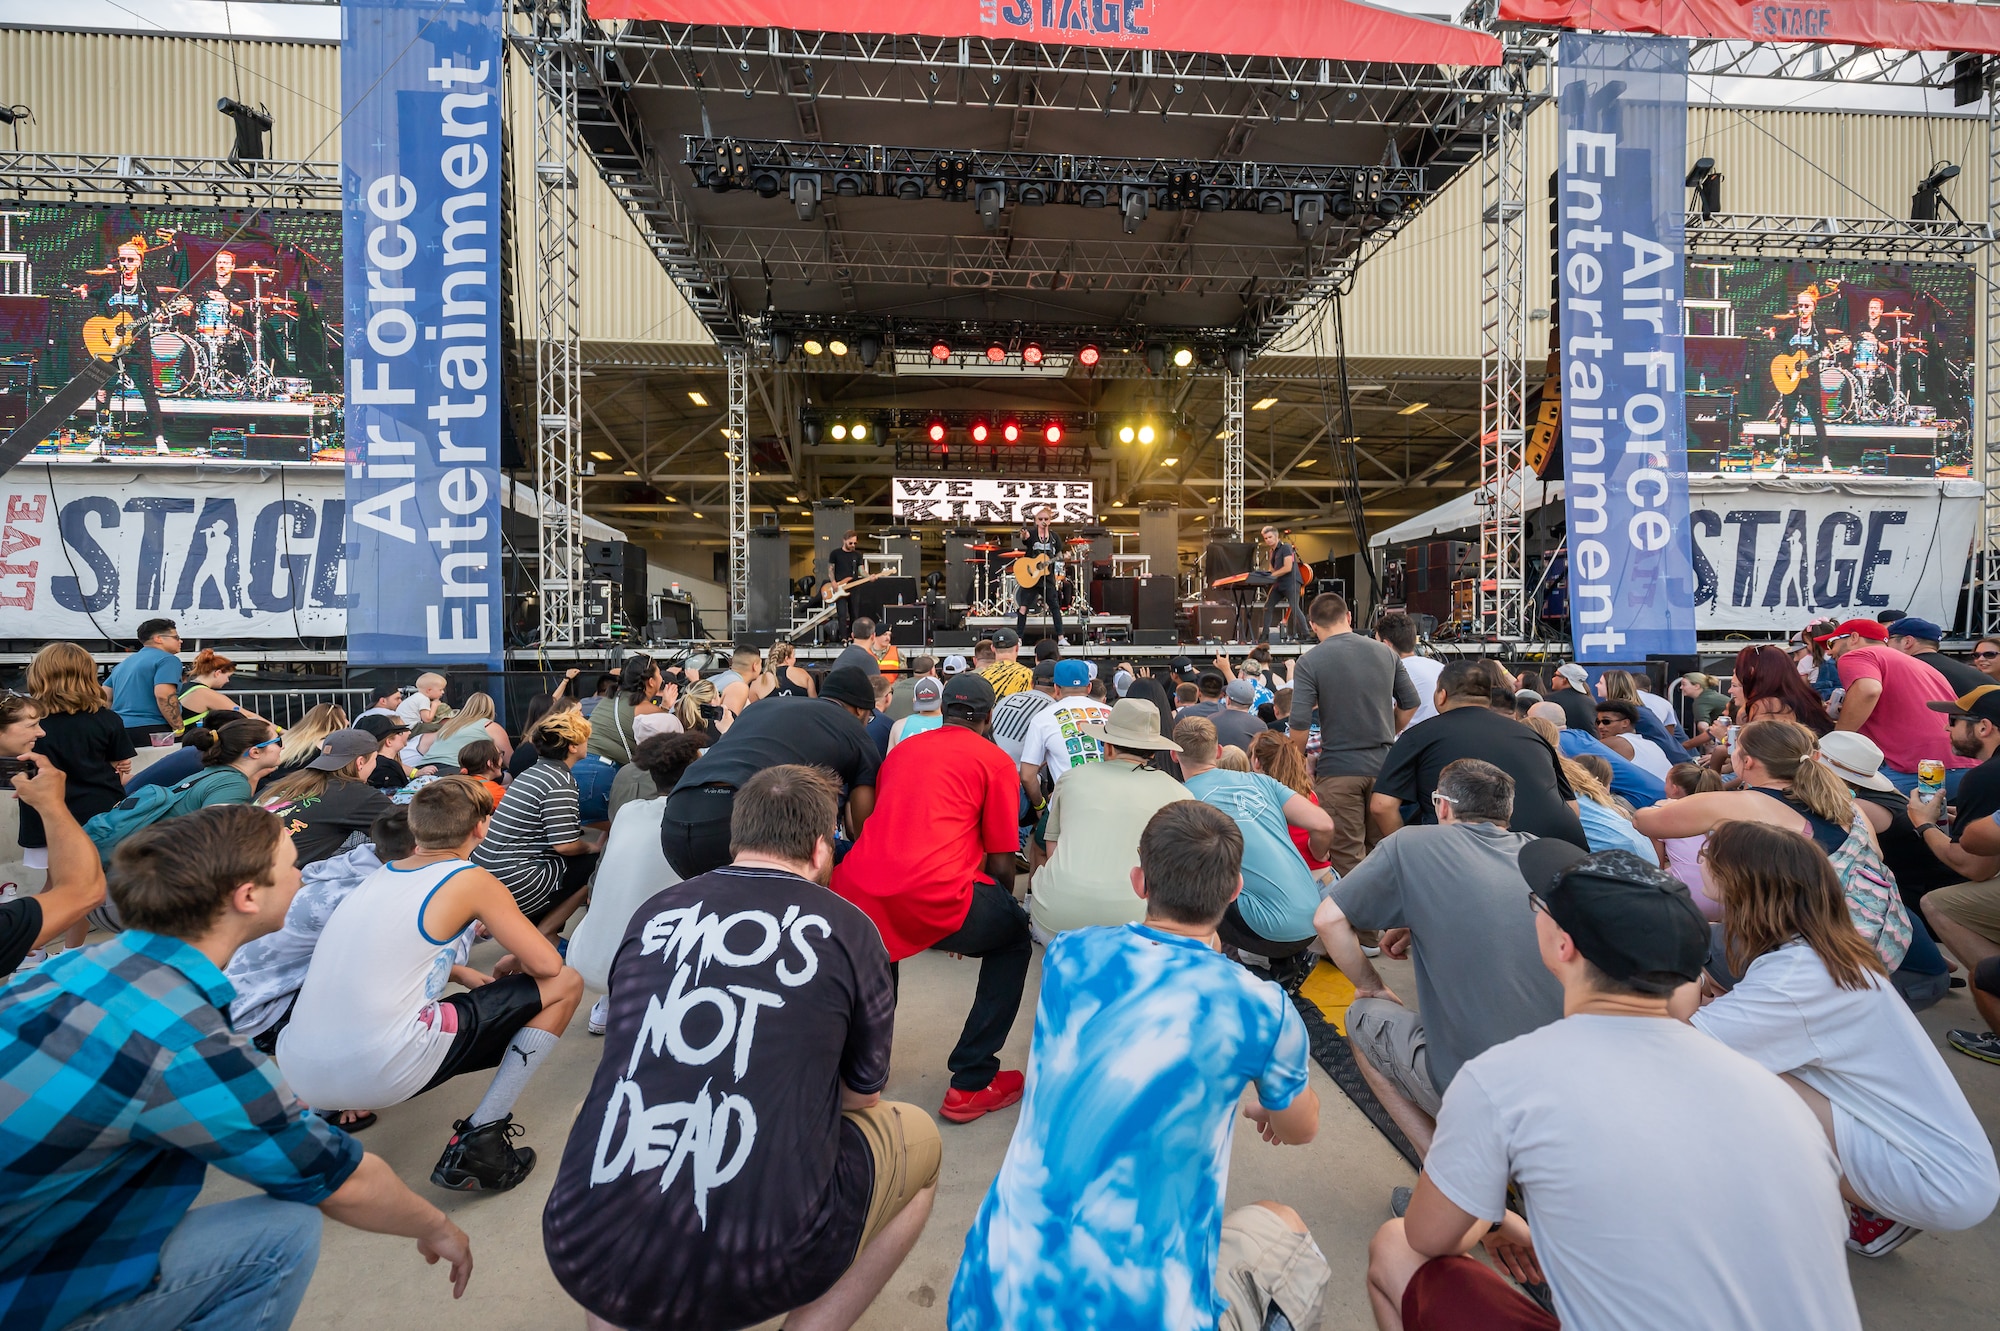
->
[1846, 1202, 1920, 1257]
[940, 1070, 1025, 1123]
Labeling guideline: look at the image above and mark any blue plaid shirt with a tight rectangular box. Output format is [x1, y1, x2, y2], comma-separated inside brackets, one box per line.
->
[0, 931, 364, 1331]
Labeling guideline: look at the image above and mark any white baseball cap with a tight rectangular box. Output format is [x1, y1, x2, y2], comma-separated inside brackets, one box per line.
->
[941, 654, 969, 675]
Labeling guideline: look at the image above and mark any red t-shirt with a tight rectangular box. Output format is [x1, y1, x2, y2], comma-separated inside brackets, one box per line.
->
[830, 724, 1023, 959]
[1287, 790, 1332, 871]
[1835, 644, 1973, 773]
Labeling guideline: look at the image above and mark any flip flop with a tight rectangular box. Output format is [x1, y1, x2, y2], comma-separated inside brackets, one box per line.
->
[315, 1109, 378, 1132]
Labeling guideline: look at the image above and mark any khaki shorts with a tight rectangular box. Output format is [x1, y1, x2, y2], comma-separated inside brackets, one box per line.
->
[1215, 1204, 1331, 1331]
[1346, 996, 1443, 1117]
[1926, 878, 2000, 946]
[844, 1100, 943, 1254]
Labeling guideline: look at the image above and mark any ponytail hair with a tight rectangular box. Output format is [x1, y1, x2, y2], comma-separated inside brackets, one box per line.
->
[196, 715, 274, 766]
[619, 653, 659, 701]
[1738, 719, 1853, 827]
[190, 648, 235, 678]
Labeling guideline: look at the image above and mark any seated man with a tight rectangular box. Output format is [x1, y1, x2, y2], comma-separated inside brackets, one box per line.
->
[1593, 699, 1674, 780]
[833, 675, 1031, 1123]
[545, 764, 937, 1331]
[1176, 715, 1334, 966]
[1314, 759, 1563, 1161]
[1525, 700, 1666, 808]
[1029, 697, 1193, 940]
[950, 801, 1328, 1330]
[0, 803, 471, 1331]
[1366, 844, 1862, 1331]
[277, 777, 584, 1192]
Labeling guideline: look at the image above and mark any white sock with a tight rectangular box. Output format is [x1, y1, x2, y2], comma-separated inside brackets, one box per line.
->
[468, 1026, 559, 1127]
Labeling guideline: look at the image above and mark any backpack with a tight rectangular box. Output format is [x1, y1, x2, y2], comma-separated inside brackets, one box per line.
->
[84, 767, 246, 866]
[1827, 809, 1913, 971]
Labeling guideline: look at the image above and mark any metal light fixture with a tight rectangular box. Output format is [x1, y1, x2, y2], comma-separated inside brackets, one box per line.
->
[217, 97, 272, 162]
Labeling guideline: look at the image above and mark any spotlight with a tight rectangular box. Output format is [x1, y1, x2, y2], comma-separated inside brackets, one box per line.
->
[1022, 342, 1044, 366]
[934, 154, 972, 201]
[803, 418, 822, 446]
[1331, 193, 1358, 220]
[1165, 167, 1199, 210]
[928, 421, 947, 443]
[1913, 161, 1961, 220]
[1374, 194, 1403, 220]
[857, 334, 882, 367]
[1146, 345, 1166, 376]
[790, 173, 822, 220]
[1118, 425, 1135, 444]
[986, 343, 1007, 364]
[1044, 422, 1063, 444]
[1172, 346, 1194, 368]
[770, 330, 793, 363]
[931, 340, 952, 362]
[830, 422, 848, 441]
[715, 138, 749, 189]
[1078, 184, 1109, 209]
[851, 421, 868, 441]
[976, 182, 1005, 232]
[1137, 424, 1156, 445]
[1294, 194, 1325, 243]
[1003, 421, 1021, 442]
[1120, 186, 1148, 234]
[971, 421, 990, 442]
[1225, 344, 1248, 376]
[217, 96, 272, 162]
[828, 338, 849, 356]
[803, 338, 824, 356]
[1077, 344, 1101, 367]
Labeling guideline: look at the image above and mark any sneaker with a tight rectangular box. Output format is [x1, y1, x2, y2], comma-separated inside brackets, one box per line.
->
[1389, 1186, 1412, 1218]
[1266, 952, 1318, 994]
[430, 1114, 536, 1192]
[940, 1070, 1025, 1124]
[1947, 1029, 2000, 1066]
[10, 949, 47, 974]
[588, 994, 609, 1036]
[1846, 1202, 1920, 1257]
[1360, 943, 1382, 959]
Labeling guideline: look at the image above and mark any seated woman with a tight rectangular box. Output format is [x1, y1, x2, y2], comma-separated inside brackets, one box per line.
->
[1692, 819, 2000, 1257]
[453, 738, 508, 807]
[1732, 643, 1834, 736]
[472, 709, 601, 938]
[175, 649, 266, 727]
[269, 703, 350, 782]
[415, 692, 512, 774]
[1525, 716, 1658, 865]
[1655, 762, 1725, 920]
[751, 641, 817, 700]
[256, 729, 397, 867]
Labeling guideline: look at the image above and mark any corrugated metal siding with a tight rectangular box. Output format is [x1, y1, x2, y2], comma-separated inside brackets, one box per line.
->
[0, 27, 710, 347]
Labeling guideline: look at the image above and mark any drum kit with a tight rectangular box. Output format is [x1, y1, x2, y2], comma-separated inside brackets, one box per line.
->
[86, 261, 305, 401]
[960, 536, 1093, 616]
[1771, 304, 1931, 427]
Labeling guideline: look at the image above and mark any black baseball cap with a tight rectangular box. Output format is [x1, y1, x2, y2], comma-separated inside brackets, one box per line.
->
[1928, 684, 2000, 726]
[1031, 660, 1059, 685]
[942, 674, 996, 715]
[354, 713, 411, 741]
[1517, 841, 1708, 984]
[992, 627, 1021, 649]
[820, 666, 877, 710]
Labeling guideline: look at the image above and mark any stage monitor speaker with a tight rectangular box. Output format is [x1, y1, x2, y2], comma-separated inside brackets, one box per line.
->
[932, 629, 976, 648]
[1193, 603, 1234, 640]
[1140, 502, 1178, 577]
[245, 435, 311, 461]
[1133, 628, 1178, 646]
[585, 539, 650, 626]
[883, 604, 929, 647]
[737, 628, 779, 649]
[745, 526, 792, 634]
[854, 577, 916, 625]
[1205, 541, 1253, 581]
[1135, 575, 1177, 632]
[1092, 577, 1138, 617]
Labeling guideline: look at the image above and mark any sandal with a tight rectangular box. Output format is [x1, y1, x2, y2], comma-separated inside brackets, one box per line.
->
[315, 1108, 378, 1132]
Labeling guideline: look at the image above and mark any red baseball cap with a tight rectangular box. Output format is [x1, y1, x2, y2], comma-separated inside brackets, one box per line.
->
[1812, 618, 1889, 644]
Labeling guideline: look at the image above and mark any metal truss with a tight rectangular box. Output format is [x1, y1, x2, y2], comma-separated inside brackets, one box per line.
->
[1684, 40, 1962, 89]
[1221, 366, 1246, 538]
[1476, 56, 1532, 641]
[1686, 213, 1990, 260]
[726, 348, 750, 636]
[527, 0, 587, 649]
[584, 26, 1503, 128]
[0, 152, 340, 205]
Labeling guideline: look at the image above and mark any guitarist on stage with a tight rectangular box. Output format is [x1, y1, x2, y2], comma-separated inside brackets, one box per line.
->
[73, 238, 182, 452]
[1762, 286, 1833, 460]
[1014, 505, 1065, 644]
[826, 528, 868, 639]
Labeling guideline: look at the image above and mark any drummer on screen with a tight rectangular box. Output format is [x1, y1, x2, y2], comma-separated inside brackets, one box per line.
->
[71, 237, 179, 453]
[189, 248, 254, 373]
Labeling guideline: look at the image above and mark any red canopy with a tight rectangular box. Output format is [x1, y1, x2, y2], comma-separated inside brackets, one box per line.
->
[589, 0, 1504, 66]
[1500, 0, 2000, 57]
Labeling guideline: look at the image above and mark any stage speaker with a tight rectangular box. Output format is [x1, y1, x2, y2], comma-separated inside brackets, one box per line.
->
[883, 604, 929, 647]
[1092, 577, 1138, 617]
[1134, 628, 1178, 646]
[745, 526, 792, 635]
[245, 435, 310, 461]
[586, 539, 650, 627]
[942, 527, 982, 605]
[1135, 575, 1177, 633]
[932, 629, 976, 648]
[1140, 502, 1178, 577]
[854, 577, 916, 625]
[1205, 540, 1253, 581]
[813, 499, 857, 588]
[1193, 603, 1234, 640]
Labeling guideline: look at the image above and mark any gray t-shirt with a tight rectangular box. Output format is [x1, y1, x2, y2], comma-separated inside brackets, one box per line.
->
[1211, 707, 1267, 755]
[1289, 632, 1417, 778]
[1331, 821, 1562, 1091]
[832, 644, 882, 676]
[1427, 1015, 1861, 1331]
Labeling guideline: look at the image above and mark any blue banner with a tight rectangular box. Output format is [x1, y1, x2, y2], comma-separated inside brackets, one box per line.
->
[1556, 33, 1696, 662]
[342, 0, 504, 668]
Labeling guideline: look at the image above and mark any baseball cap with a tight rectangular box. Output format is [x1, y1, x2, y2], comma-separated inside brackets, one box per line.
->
[307, 728, 381, 771]
[1225, 678, 1257, 706]
[1170, 655, 1196, 678]
[1054, 659, 1091, 688]
[941, 654, 969, 675]
[1517, 841, 1708, 985]
[1928, 684, 2000, 726]
[1813, 618, 1889, 644]
[1031, 660, 1058, 686]
[992, 627, 1021, 649]
[354, 714, 411, 741]
[1555, 662, 1589, 687]
[1113, 669, 1135, 695]
[1887, 616, 1945, 642]
[820, 666, 877, 710]
[942, 673, 996, 714]
[912, 677, 944, 712]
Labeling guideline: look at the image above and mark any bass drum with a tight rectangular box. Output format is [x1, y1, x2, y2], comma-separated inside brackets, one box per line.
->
[147, 331, 196, 397]
[1817, 364, 1855, 423]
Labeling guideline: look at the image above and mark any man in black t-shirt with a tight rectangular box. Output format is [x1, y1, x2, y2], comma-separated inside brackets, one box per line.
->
[1372, 661, 1588, 851]
[545, 764, 937, 1331]
[826, 529, 868, 639]
[1259, 525, 1305, 643]
[0, 759, 107, 974]
[187, 248, 257, 376]
[1014, 506, 1065, 644]
[1548, 663, 1600, 732]
[1887, 617, 1991, 697]
[1907, 686, 2000, 890]
[658, 668, 883, 879]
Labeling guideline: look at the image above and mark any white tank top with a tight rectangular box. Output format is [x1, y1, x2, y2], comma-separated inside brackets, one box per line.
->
[274, 858, 475, 1109]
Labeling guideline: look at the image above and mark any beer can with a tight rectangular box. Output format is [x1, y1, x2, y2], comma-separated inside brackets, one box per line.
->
[1918, 759, 1947, 787]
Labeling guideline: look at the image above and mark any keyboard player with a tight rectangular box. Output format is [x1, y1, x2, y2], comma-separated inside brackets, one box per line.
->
[1260, 525, 1304, 642]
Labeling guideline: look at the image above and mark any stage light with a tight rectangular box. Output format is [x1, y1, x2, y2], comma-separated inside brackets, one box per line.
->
[1120, 186, 1148, 234]
[1398, 400, 1429, 415]
[803, 338, 824, 356]
[828, 338, 849, 357]
[1331, 193, 1357, 220]
[1077, 344, 1101, 367]
[1293, 194, 1324, 242]
[803, 419, 822, 446]
[1226, 345, 1249, 376]
[1044, 422, 1063, 444]
[1146, 345, 1166, 376]
[976, 183, 1005, 232]
[217, 96, 272, 162]
[1913, 161, 1962, 220]
[934, 154, 972, 201]
[1118, 425, 1135, 444]
[851, 421, 868, 441]
[1022, 342, 1044, 366]
[1374, 194, 1403, 220]
[986, 343, 1007, 364]
[770, 331, 793, 363]
[715, 138, 749, 190]
[830, 423, 848, 441]
[931, 341, 952, 362]
[928, 421, 947, 443]
[1685, 158, 1723, 216]
[1003, 421, 1021, 442]
[1138, 424, 1156, 445]
[688, 391, 708, 406]
[971, 421, 990, 442]
[790, 173, 821, 220]
[857, 334, 882, 367]
[1172, 346, 1194, 368]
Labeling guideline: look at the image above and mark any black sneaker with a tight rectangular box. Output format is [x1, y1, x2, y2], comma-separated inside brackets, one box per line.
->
[1948, 1029, 2000, 1066]
[1267, 951, 1319, 994]
[1390, 1186, 1412, 1218]
[430, 1115, 536, 1192]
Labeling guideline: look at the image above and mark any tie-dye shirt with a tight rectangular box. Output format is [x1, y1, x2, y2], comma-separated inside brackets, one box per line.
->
[949, 923, 1311, 1330]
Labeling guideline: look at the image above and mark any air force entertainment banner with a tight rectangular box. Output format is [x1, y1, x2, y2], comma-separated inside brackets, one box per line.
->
[343, 0, 503, 667]
[1557, 33, 1695, 662]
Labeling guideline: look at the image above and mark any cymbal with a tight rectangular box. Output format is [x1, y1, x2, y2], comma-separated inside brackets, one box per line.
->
[1880, 308, 1914, 319]
[250, 294, 296, 304]
[1066, 536, 1094, 544]
[963, 556, 992, 563]
[234, 264, 279, 275]
[83, 267, 115, 275]
[964, 542, 999, 551]
[156, 286, 179, 293]
[997, 550, 1027, 559]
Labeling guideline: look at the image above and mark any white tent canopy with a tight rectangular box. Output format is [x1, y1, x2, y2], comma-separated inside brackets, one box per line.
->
[1370, 470, 1559, 549]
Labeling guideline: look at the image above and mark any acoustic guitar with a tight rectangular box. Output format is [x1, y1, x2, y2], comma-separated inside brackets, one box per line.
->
[1012, 553, 1066, 589]
[1768, 337, 1851, 396]
[81, 300, 190, 361]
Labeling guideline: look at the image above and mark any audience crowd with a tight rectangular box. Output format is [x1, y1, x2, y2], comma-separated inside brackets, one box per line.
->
[1, 599, 1998, 1331]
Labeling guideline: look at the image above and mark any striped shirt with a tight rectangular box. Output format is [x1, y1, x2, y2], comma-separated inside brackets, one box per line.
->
[471, 758, 583, 913]
[976, 659, 1034, 699]
[989, 689, 1056, 763]
[0, 932, 363, 1331]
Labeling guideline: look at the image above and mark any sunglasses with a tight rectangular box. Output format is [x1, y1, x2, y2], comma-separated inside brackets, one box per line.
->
[251, 736, 282, 750]
[1527, 891, 1550, 916]
[1976, 651, 2000, 661]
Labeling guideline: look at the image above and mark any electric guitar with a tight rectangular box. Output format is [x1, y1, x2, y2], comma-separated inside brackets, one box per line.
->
[1012, 553, 1067, 589]
[821, 570, 888, 603]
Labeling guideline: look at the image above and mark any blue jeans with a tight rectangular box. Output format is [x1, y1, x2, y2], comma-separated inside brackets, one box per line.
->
[62, 1196, 321, 1331]
[1881, 766, 1967, 800]
[573, 754, 617, 822]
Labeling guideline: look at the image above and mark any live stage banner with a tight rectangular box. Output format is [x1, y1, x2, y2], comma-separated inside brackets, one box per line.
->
[1556, 32, 1696, 663]
[342, 0, 504, 668]
[893, 477, 1095, 524]
[1500, 0, 2000, 56]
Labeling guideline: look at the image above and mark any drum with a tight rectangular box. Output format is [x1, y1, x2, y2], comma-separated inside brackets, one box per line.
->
[195, 293, 233, 338]
[1818, 365, 1854, 422]
[1851, 335, 1880, 372]
[148, 331, 192, 396]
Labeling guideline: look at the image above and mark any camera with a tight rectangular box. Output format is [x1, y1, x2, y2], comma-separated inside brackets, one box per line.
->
[0, 756, 33, 782]
[698, 702, 725, 722]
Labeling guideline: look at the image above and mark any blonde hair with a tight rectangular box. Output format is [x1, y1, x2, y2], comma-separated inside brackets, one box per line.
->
[1598, 668, 1643, 706]
[278, 703, 348, 768]
[430, 691, 494, 743]
[1217, 745, 1251, 772]
[1736, 719, 1854, 827]
[768, 642, 795, 668]
[677, 678, 721, 730]
[28, 641, 110, 715]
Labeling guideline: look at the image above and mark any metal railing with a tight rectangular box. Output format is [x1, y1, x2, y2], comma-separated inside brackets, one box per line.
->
[223, 690, 374, 731]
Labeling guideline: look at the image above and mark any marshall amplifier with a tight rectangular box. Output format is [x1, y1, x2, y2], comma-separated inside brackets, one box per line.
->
[1685, 390, 1736, 469]
[882, 603, 929, 647]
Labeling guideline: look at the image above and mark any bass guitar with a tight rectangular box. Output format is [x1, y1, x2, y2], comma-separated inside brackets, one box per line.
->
[821, 570, 888, 603]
